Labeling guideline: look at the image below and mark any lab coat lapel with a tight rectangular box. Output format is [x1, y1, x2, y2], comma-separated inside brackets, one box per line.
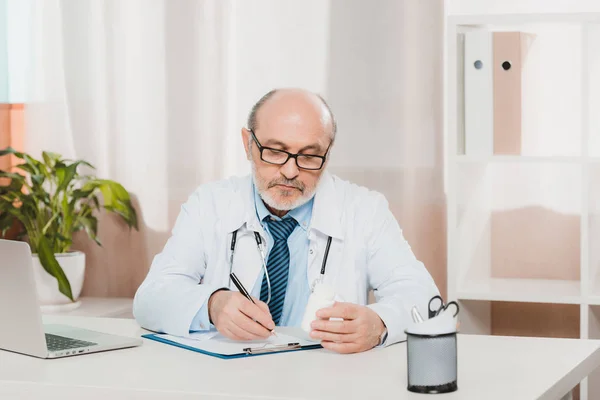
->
[220, 176, 267, 293]
[220, 175, 255, 234]
[307, 172, 345, 287]
[310, 171, 344, 239]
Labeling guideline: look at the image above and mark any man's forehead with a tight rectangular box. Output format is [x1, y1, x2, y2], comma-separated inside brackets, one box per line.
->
[260, 131, 329, 152]
[258, 116, 332, 147]
[257, 92, 332, 134]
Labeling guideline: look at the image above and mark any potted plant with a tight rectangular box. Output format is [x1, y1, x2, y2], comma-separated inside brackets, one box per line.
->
[0, 147, 138, 309]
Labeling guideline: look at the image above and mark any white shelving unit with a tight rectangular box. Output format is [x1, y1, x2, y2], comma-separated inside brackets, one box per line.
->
[447, 13, 600, 400]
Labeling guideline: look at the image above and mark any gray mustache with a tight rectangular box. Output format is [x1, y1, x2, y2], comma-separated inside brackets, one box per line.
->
[268, 179, 305, 192]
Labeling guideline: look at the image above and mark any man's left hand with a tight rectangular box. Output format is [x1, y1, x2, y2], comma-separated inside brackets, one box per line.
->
[310, 302, 385, 354]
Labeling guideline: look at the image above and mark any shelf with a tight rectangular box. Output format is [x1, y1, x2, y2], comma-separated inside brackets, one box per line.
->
[448, 14, 600, 400]
[456, 163, 581, 287]
[449, 13, 600, 26]
[457, 278, 581, 304]
[588, 165, 600, 301]
[455, 155, 584, 164]
[587, 297, 600, 306]
[588, 23, 600, 158]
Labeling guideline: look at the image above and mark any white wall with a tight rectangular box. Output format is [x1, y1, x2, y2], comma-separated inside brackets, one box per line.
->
[230, 0, 331, 176]
[232, 0, 443, 172]
[447, 0, 600, 15]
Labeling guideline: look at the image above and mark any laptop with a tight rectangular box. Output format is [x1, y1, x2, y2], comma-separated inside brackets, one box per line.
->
[0, 239, 142, 358]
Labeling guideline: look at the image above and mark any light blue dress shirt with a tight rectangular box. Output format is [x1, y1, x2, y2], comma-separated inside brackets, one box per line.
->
[191, 184, 313, 330]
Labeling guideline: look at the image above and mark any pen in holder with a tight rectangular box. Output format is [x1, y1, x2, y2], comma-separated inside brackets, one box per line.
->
[405, 297, 459, 394]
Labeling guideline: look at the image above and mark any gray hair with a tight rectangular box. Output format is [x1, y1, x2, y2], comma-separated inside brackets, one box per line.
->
[246, 89, 337, 141]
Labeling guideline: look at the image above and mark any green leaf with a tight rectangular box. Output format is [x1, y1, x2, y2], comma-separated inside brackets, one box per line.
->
[4, 151, 45, 179]
[0, 147, 25, 159]
[0, 170, 26, 182]
[36, 236, 74, 301]
[30, 174, 45, 187]
[0, 171, 28, 193]
[24, 155, 44, 176]
[97, 180, 138, 229]
[78, 215, 101, 246]
[52, 233, 72, 253]
[71, 188, 95, 202]
[55, 160, 94, 193]
[91, 194, 100, 211]
[14, 162, 38, 175]
[42, 151, 61, 167]
[0, 193, 17, 203]
[41, 211, 60, 235]
[0, 212, 15, 236]
[80, 180, 100, 193]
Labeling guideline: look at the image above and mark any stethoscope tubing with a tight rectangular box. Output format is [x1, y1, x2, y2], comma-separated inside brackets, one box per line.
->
[229, 229, 333, 304]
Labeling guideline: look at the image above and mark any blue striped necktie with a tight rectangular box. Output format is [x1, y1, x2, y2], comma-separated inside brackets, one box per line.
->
[260, 217, 298, 325]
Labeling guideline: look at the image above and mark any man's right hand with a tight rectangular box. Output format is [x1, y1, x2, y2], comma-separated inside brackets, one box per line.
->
[208, 290, 275, 340]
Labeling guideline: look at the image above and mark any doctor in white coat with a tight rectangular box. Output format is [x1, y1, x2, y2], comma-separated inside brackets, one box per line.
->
[133, 88, 439, 353]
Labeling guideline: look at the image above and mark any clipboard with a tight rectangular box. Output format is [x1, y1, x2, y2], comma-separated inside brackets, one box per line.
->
[141, 328, 322, 359]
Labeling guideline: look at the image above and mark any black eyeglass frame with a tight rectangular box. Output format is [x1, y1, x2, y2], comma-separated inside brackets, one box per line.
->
[249, 129, 331, 171]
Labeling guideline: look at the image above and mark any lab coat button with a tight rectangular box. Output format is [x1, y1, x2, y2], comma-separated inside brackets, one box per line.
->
[309, 249, 314, 255]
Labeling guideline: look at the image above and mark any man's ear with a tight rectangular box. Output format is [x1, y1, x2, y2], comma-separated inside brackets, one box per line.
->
[241, 128, 251, 160]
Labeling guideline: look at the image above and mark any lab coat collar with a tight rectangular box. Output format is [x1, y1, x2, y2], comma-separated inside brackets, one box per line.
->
[222, 171, 344, 240]
[221, 176, 263, 235]
[310, 171, 344, 240]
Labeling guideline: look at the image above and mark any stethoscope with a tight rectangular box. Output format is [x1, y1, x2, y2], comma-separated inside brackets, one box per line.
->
[229, 229, 333, 305]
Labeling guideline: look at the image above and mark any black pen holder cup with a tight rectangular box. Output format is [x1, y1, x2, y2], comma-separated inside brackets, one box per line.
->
[406, 331, 458, 394]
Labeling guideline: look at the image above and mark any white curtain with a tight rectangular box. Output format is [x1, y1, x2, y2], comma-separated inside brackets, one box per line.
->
[24, 0, 445, 297]
[26, 0, 241, 296]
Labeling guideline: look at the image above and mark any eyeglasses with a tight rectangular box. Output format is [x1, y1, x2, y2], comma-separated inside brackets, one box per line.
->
[249, 129, 331, 171]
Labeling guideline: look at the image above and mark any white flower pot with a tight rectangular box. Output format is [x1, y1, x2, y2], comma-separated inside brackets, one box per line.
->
[32, 251, 85, 312]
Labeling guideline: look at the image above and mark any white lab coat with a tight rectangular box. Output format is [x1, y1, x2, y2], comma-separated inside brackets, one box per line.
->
[133, 172, 439, 346]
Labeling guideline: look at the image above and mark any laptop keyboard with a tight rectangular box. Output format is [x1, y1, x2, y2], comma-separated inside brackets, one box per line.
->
[45, 333, 98, 352]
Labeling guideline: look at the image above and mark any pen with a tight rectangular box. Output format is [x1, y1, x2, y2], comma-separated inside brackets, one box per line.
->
[411, 306, 424, 323]
[229, 272, 276, 336]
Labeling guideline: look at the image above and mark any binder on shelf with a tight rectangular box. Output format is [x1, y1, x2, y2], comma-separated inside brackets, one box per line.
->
[462, 30, 535, 157]
[464, 31, 494, 156]
[493, 32, 523, 155]
[457, 33, 466, 155]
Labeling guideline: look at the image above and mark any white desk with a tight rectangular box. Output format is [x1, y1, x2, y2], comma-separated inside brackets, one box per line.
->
[1, 316, 600, 400]
[41, 297, 134, 318]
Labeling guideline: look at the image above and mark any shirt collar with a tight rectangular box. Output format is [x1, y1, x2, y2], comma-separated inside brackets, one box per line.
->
[253, 183, 314, 232]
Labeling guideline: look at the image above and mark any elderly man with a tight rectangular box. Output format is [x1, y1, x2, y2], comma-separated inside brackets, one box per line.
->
[133, 88, 439, 353]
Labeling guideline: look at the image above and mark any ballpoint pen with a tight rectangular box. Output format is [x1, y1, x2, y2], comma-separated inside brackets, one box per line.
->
[411, 306, 424, 323]
[229, 272, 276, 336]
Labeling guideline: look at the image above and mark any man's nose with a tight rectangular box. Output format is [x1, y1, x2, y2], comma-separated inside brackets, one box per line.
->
[280, 157, 300, 180]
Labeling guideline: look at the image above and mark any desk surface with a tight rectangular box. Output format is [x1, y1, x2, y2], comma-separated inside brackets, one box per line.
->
[1, 316, 600, 400]
[41, 297, 133, 318]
